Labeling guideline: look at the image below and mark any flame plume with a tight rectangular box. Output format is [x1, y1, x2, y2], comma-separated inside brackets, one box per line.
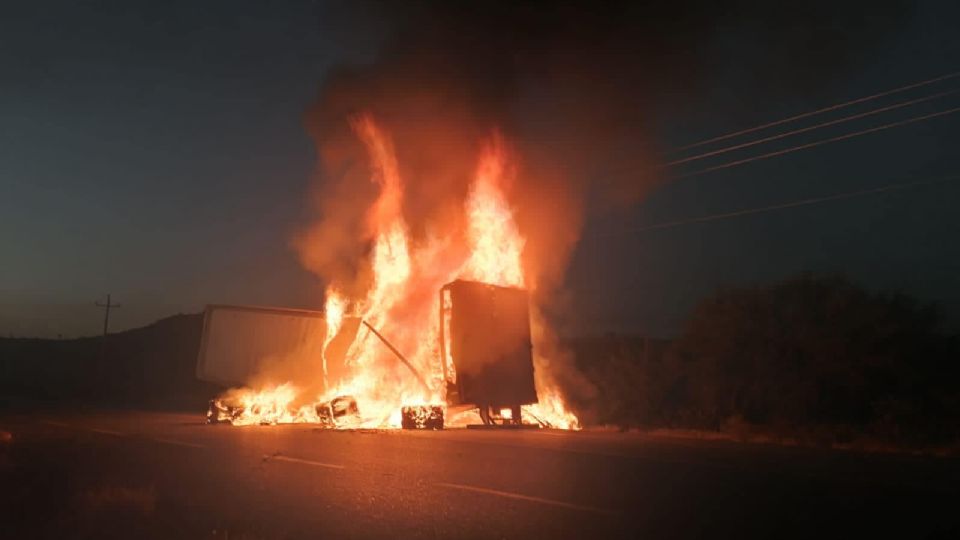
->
[217, 114, 579, 430]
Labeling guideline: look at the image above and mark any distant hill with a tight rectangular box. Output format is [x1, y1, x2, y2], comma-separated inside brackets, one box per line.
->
[0, 313, 222, 411]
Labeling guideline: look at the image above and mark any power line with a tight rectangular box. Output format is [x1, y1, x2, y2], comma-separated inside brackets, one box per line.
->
[673, 71, 960, 152]
[678, 106, 960, 180]
[606, 174, 956, 236]
[665, 89, 959, 167]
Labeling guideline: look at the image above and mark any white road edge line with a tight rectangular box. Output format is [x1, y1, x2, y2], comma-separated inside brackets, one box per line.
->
[43, 420, 123, 436]
[89, 428, 123, 436]
[150, 437, 206, 449]
[42, 420, 206, 449]
[435, 482, 619, 516]
[264, 454, 345, 470]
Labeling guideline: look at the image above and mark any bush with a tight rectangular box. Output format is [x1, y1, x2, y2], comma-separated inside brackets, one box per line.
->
[570, 274, 960, 446]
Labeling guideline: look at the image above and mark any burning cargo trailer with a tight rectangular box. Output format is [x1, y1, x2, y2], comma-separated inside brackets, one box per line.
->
[197, 304, 363, 426]
[440, 280, 538, 426]
[199, 280, 545, 428]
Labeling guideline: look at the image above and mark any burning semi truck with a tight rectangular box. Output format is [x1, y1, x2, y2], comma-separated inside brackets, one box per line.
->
[199, 114, 579, 430]
[200, 280, 545, 429]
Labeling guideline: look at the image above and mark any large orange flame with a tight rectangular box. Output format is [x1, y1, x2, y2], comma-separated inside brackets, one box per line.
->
[216, 114, 579, 430]
[461, 134, 525, 288]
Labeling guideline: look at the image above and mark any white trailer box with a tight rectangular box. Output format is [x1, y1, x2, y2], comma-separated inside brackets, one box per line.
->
[196, 304, 328, 387]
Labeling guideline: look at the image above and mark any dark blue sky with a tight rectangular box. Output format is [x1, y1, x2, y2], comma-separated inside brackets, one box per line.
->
[2, 1, 959, 337]
[572, 2, 960, 335]
[1, 2, 377, 336]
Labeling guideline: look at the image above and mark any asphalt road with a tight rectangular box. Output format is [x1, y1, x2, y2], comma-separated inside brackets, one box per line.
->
[1, 409, 958, 539]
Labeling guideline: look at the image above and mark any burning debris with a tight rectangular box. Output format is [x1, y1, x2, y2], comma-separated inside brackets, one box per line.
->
[200, 114, 581, 430]
[206, 399, 240, 425]
[207, 393, 361, 428]
[316, 396, 361, 426]
[400, 405, 444, 430]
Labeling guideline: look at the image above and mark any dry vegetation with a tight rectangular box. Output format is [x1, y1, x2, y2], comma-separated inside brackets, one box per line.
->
[567, 275, 960, 451]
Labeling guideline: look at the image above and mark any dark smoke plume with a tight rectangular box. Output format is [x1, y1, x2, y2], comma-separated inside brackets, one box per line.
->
[298, 0, 913, 297]
[294, 1, 914, 415]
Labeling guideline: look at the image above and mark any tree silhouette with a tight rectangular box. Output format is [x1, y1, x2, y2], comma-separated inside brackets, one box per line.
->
[571, 274, 960, 445]
[666, 274, 958, 443]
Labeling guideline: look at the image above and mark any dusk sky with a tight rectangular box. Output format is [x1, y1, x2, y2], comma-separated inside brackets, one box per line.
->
[3, 1, 959, 338]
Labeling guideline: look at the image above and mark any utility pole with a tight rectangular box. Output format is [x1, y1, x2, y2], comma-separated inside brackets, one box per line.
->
[95, 294, 121, 337]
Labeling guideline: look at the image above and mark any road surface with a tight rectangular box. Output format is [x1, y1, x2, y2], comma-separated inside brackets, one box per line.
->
[1, 409, 958, 539]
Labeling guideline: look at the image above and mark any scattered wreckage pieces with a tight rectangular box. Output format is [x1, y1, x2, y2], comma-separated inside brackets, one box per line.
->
[206, 399, 242, 425]
[206, 395, 361, 427]
[314, 396, 361, 427]
[400, 405, 444, 430]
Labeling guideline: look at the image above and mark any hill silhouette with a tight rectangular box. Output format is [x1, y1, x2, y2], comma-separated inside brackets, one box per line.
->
[0, 314, 221, 411]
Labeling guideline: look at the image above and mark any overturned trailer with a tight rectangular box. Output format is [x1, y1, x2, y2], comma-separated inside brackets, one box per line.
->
[197, 303, 363, 389]
[197, 304, 363, 426]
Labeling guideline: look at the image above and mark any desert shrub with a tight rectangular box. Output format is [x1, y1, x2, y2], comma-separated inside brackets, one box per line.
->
[571, 274, 960, 445]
